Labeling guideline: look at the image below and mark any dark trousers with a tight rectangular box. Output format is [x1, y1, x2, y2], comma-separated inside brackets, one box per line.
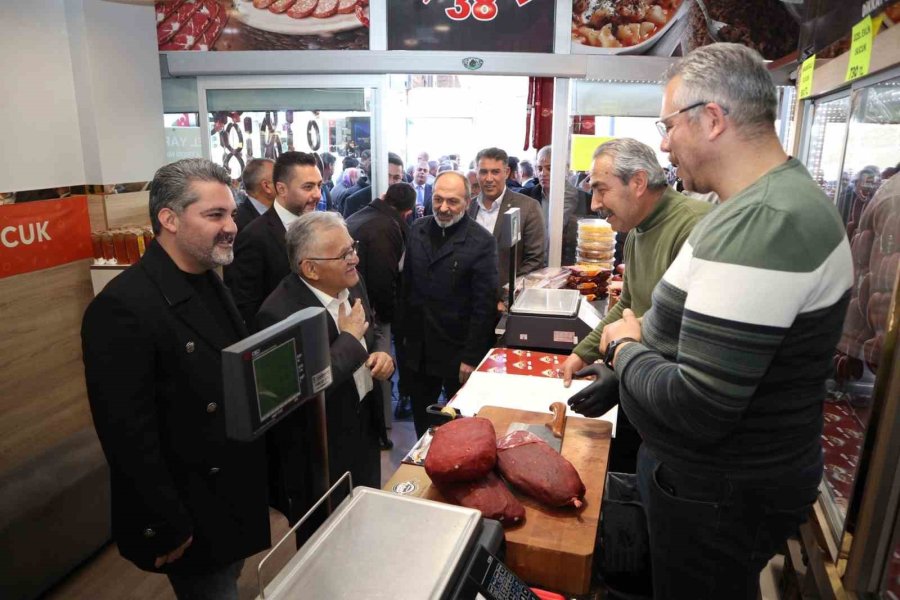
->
[167, 560, 243, 600]
[407, 368, 462, 438]
[636, 445, 817, 600]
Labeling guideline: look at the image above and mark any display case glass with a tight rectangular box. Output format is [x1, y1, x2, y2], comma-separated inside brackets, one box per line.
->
[813, 73, 900, 556]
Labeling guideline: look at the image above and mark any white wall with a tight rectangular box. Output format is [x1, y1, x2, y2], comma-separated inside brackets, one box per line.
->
[0, 0, 86, 192]
[74, 0, 166, 184]
[0, 0, 165, 192]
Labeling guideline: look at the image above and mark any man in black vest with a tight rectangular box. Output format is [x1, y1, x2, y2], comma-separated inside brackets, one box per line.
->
[82, 159, 269, 599]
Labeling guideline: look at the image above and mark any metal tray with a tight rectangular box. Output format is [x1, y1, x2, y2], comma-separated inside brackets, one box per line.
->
[510, 288, 581, 317]
[260, 486, 482, 599]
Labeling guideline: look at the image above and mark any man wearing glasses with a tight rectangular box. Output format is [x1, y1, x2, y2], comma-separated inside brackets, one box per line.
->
[257, 212, 393, 537]
[590, 44, 853, 598]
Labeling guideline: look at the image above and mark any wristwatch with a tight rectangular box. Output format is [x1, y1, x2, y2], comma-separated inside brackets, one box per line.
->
[604, 337, 638, 369]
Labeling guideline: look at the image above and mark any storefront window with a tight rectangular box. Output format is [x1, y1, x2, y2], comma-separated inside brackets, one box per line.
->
[164, 113, 202, 163]
[205, 88, 371, 182]
[824, 76, 900, 543]
[804, 95, 851, 202]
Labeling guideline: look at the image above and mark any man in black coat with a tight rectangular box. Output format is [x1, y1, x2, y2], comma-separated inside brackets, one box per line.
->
[234, 158, 276, 232]
[397, 171, 499, 437]
[224, 151, 323, 330]
[342, 152, 405, 219]
[346, 182, 416, 447]
[257, 212, 394, 526]
[81, 159, 269, 598]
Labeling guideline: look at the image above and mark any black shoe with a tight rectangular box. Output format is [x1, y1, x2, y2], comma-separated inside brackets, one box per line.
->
[379, 436, 394, 451]
[394, 396, 412, 419]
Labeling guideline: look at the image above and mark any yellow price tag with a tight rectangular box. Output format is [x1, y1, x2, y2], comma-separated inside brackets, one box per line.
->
[570, 135, 614, 172]
[798, 55, 815, 99]
[845, 16, 875, 82]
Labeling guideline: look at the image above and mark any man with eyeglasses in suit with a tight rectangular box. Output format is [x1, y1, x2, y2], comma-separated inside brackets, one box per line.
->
[257, 212, 393, 537]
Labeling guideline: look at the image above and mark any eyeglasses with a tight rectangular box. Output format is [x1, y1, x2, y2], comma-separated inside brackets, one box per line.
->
[655, 101, 728, 139]
[305, 240, 359, 263]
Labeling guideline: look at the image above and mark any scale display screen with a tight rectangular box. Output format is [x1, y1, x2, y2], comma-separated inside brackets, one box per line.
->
[252, 338, 301, 420]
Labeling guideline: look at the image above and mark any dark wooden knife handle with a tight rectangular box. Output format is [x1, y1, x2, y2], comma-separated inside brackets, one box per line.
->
[546, 402, 566, 438]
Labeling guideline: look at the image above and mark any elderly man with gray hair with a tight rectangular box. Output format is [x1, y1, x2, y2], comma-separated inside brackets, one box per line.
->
[257, 212, 393, 534]
[562, 139, 710, 391]
[580, 44, 853, 599]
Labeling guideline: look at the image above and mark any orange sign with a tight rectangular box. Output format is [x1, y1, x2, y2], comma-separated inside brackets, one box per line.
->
[0, 196, 93, 279]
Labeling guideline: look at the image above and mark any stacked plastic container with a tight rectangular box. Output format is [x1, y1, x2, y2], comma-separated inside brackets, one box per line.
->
[575, 218, 615, 270]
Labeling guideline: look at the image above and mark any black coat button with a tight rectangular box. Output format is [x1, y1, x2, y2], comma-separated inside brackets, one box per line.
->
[206, 402, 218, 413]
[143, 528, 156, 538]
[208, 467, 220, 476]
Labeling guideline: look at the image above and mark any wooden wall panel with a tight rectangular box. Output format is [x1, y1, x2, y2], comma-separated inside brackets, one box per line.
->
[0, 259, 95, 473]
[87, 194, 108, 232]
[104, 190, 150, 229]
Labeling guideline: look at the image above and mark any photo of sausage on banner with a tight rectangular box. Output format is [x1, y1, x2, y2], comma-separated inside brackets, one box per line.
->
[155, 0, 369, 51]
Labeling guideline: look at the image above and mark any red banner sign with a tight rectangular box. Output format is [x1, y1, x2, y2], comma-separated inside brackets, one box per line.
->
[0, 196, 93, 279]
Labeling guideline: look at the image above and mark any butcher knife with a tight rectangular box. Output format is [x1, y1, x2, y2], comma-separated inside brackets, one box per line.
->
[506, 402, 567, 453]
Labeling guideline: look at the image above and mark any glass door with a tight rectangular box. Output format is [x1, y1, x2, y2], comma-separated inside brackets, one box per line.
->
[197, 75, 385, 198]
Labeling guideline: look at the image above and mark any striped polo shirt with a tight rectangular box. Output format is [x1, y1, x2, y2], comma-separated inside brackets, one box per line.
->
[616, 158, 853, 483]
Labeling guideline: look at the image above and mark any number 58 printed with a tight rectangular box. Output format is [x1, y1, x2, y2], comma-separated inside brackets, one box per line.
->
[422, 0, 533, 22]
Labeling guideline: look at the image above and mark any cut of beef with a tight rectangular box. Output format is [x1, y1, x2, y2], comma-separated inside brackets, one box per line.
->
[496, 430, 586, 508]
[424, 417, 497, 484]
[433, 471, 525, 526]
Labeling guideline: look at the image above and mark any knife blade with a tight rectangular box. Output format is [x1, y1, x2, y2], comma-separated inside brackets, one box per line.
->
[506, 402, 567, 453]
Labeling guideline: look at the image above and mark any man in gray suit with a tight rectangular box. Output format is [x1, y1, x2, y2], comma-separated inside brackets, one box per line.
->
[468, 147, 545, 306]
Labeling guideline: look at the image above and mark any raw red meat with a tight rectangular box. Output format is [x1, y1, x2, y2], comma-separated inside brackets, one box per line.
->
[253, 0, 277, 7]
[434, 471, 525, 526]
[287, 0, 318, 19]
[424, 417, 497, 484]
[313, 0, 339, 18]
[496, 431, 585, 508]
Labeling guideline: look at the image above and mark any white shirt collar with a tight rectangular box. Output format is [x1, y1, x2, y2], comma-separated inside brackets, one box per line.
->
[477, 188, 505, 213]
[273, 199, 299, 229]
[247, 194, 268, 215]
[299, 276, 349, 309]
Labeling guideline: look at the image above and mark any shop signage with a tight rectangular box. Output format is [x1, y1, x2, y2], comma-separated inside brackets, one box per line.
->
[388, 0, 553, 52]
[798, 55, 816, 99]
[845, 15, 882, 82]
[0, 196, 92, 279]
[570, 135, 614, 171]
[154, 0, 369, 52]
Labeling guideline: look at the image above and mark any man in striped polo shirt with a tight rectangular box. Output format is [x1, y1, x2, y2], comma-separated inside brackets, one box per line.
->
[600, 44, 853, 598]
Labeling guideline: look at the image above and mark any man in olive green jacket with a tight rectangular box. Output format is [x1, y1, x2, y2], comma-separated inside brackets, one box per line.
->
[562, 139, 710, 380]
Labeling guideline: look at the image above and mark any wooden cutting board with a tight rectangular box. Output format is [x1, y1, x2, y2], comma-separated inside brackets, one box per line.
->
[382, 405, 612, 595]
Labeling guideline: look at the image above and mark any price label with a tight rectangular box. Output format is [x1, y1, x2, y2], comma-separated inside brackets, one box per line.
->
[798, 55, 816, 99]
[434, 0, 532, 22]
[845, 16, 876, 82]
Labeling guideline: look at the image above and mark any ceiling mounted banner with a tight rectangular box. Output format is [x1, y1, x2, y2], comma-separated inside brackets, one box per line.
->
[154, 0, 369, 52]
[571, 0, 800, 61]
[388, 0, 555, 52]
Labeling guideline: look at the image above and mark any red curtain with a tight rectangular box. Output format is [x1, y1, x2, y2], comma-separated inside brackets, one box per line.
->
[524, 77, 555, 151]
